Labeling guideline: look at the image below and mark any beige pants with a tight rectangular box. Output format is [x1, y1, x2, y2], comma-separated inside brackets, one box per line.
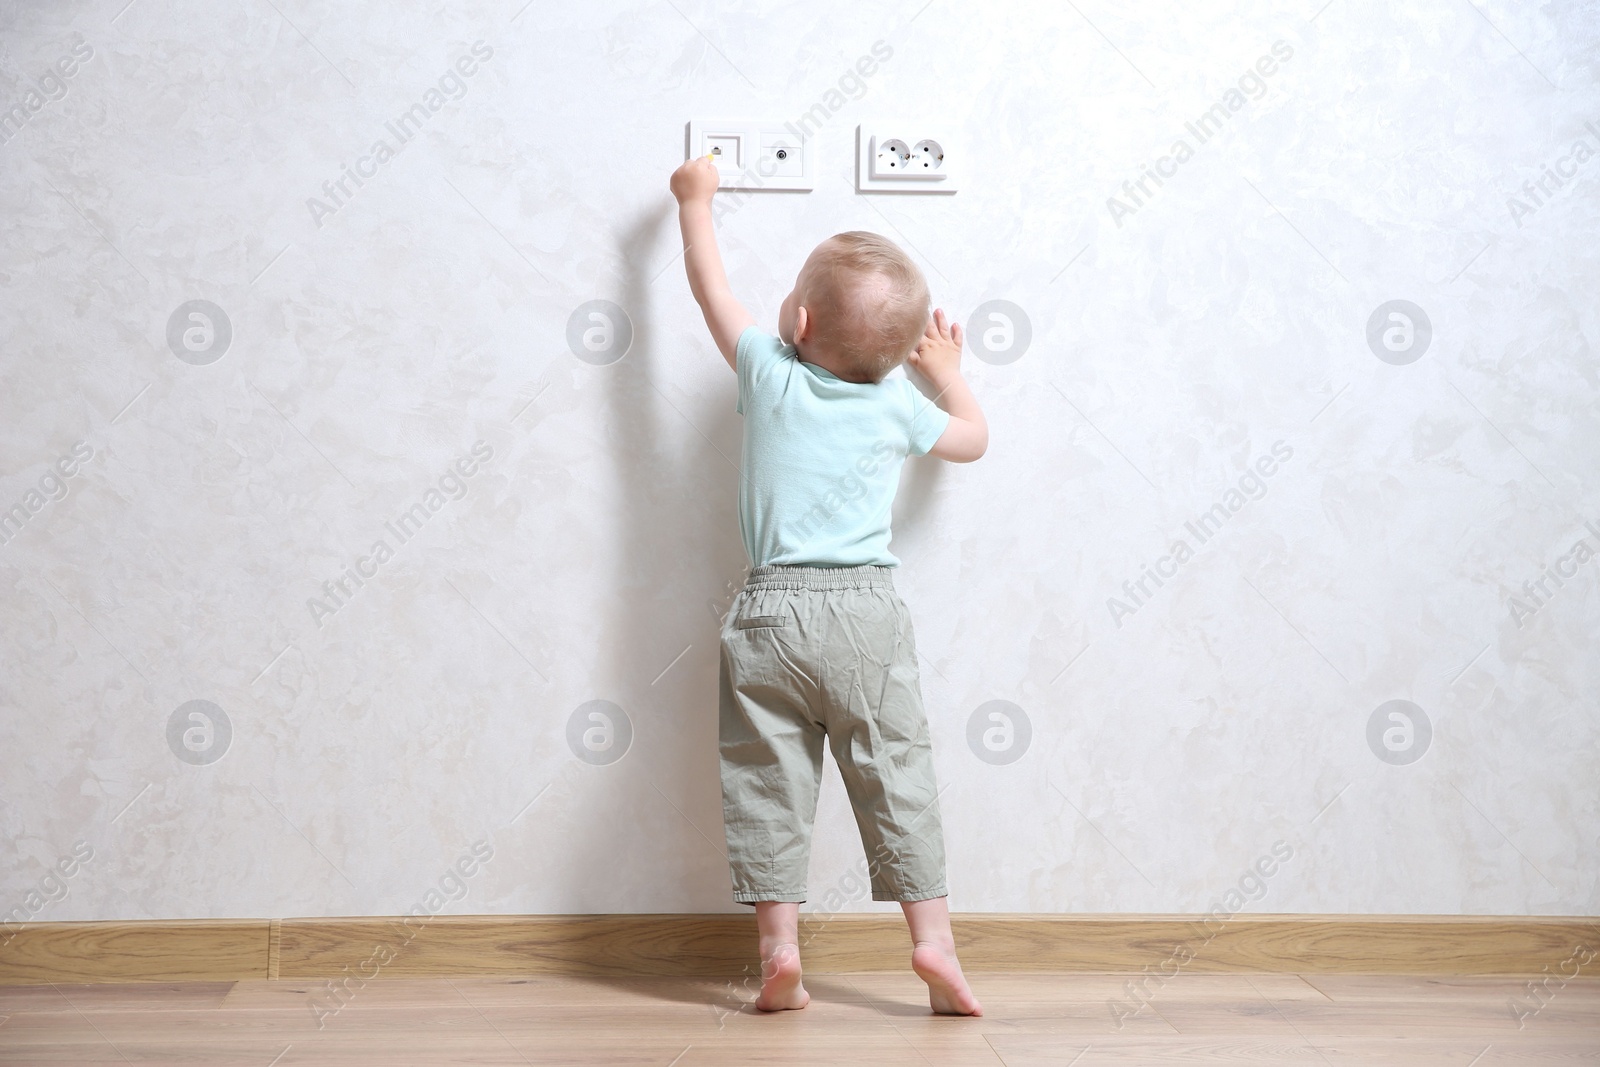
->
[717, 564, 948, 904]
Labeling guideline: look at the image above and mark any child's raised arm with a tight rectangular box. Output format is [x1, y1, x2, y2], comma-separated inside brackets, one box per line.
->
[670, 157, 754, 371]
[905, 309, 989, 462]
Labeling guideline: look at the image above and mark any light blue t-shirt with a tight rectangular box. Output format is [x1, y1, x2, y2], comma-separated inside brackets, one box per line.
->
[735, 325, 950, 568]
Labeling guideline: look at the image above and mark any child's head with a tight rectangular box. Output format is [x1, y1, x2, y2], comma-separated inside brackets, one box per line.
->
[779, 231, 929, 384]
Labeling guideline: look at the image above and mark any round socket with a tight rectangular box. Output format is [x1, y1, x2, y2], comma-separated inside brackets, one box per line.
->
[877, 138, 911, 170]
[912, 139, 945, 170]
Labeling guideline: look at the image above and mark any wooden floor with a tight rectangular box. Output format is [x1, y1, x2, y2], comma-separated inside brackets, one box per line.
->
[1, 972, 1596, 1065]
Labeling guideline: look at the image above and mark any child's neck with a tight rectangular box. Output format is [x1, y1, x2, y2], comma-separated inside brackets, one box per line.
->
[794, 341, 872, 384]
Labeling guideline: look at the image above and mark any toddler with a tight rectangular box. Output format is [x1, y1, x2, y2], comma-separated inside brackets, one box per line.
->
[670, 156, 987, 1015]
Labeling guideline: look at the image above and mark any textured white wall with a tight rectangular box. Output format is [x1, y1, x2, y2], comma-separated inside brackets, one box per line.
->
[1, 0, 1596, 926]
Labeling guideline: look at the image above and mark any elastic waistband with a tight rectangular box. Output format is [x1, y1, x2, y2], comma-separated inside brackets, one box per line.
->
[744, 564, 896, 591]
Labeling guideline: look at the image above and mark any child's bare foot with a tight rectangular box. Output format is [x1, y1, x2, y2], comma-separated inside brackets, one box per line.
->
[755, 942, 809, 1011]
[911, 940, 983, 1015]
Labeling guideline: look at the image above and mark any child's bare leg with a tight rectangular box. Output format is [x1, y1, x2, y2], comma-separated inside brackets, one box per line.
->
[901, 896, 982, 1015]
[753, 901, 809, 1011]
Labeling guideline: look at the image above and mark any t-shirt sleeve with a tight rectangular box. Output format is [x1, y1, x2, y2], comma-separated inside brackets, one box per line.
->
[735, 326, 785, 415]
[903, 379, 951, 456]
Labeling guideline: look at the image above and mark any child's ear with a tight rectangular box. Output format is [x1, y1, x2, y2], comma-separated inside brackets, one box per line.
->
[794, 306, 811, 342]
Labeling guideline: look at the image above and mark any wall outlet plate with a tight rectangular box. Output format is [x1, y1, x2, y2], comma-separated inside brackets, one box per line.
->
[686, 120, 812, 191]
[855, 125, 959, 193]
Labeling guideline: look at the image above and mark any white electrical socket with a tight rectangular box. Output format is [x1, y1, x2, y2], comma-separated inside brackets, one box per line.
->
[686, 120, 813, 191]
[855, 125, 959, 193]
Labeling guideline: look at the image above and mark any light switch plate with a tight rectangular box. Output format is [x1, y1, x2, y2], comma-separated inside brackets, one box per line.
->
[686, 120, 813, 191]
[855, 125, 960, 193]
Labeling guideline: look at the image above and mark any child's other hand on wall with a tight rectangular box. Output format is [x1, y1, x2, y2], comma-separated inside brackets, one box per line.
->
[906, 308, 965, 386]
[671, 156, 720, 205]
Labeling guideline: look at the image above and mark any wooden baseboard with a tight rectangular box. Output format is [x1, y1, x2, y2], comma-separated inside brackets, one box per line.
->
[3, 913, 1596, 985]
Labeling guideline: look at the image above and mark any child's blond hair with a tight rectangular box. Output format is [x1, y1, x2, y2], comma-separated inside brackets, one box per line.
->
[802, 231, 929, 383]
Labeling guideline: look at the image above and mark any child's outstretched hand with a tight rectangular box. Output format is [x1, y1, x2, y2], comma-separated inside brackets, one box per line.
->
[671, 156, 720, 205]
[906, 308, 965, 384]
